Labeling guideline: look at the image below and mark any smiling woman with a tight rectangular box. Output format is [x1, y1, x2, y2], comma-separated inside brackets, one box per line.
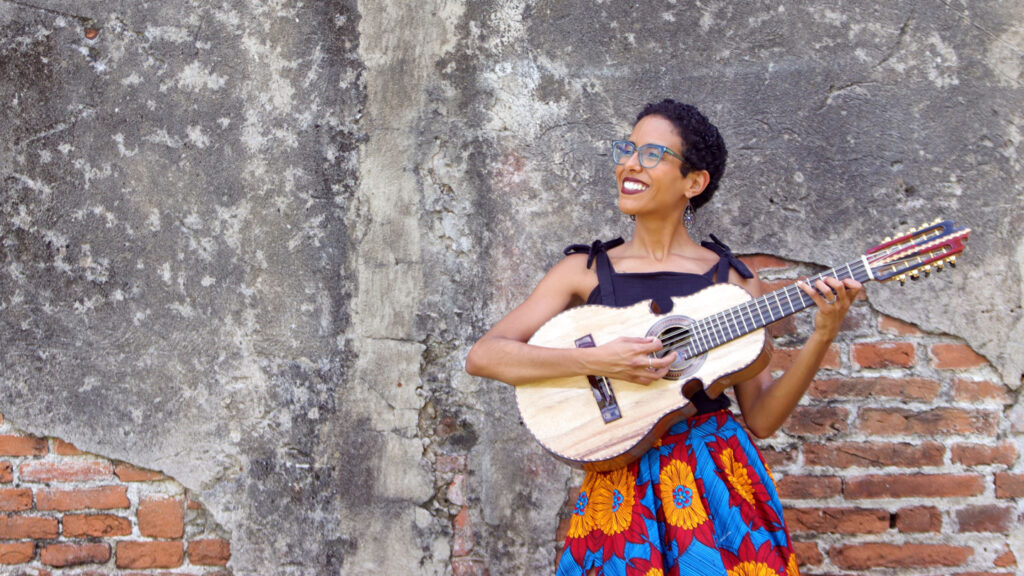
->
[465, 99, 860, 576]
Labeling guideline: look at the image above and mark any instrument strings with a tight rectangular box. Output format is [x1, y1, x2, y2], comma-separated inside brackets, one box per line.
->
[656, 259, 871, 360]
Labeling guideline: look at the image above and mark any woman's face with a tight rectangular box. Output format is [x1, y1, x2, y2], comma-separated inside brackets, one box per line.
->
[616, 114, 697, 219]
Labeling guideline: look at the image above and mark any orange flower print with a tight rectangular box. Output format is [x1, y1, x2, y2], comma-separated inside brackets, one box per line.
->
[785, 550, 800, 576]
[658, 460, 708, 529]
[590, 468, 635, 536]
[711, 435, 782, 530]
[719, 447, 757, 507]
[567, 474, 598, 539]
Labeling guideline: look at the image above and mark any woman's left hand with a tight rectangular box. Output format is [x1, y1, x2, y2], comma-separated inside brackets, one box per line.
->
[797, 277, 862, 341]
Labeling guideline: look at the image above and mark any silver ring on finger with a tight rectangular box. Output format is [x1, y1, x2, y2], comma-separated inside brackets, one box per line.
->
[647, 356, 654, 372]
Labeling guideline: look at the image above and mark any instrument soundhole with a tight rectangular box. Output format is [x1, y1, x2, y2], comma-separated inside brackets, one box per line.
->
[647, 315, 706, 381]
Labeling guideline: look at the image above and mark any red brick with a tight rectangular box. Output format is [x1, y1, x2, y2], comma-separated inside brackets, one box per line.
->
[0, 462, 12, 483]
[931, 343, 987, 369]
[878, 315, 924, 335]
[62, 514, 132, 538]
[115, 541, 184, 569]
[434, 455, 467, 475]
[188, 539, 230, 566]
[555, 513, 572, 544]
[845, 474, 984, 499]
[761, 279, 797, 294]
[0, 488, 33, 512]
[51, 439, 84, 455]
[994, 546, 1017, 567]
[895, 505, 942, 532]
[0, 515, 59, 539]
[952, 378, 1014, 404]
[113, 463, 166, 482]
[768, 315, 798, 339]
[777, 475, 842, 500]
[452, 506, 473, 556]
[452, 556, 488, 576]
[808, 377, 940, 402]
[792, 540, 823, 566]
[771, 345, 841, 373]
[995, 473, 1024, 498]
[36, 486, 129, 511]
[803, 441, 944, 468]
[138, 497, 184, 538]
[40, 543, 110, 567]
[0, 435, 48, 457]
[858, 407, 999, 436]
[830, 543, 973, 569]
[785, 507, 889, 534]
[781, 406, 849, 436]
[957, 504, 1017, 532]
[19, 461, 113, 483]
[852, 342, 915, 368]
[0, 542, 34, 564]
[951, 442, 1018, 467]
[759, 446, 797, 470]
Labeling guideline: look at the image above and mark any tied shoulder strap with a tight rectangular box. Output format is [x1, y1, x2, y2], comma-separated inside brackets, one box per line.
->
[564, 238, 624, 306]
[701, 233, 754, 283]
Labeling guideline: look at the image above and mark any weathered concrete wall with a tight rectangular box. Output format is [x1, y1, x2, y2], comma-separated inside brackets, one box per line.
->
[1, 1, 1022, 574]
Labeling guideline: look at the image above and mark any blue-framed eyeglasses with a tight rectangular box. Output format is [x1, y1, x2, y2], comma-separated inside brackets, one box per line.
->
[611, 140, 688, 170]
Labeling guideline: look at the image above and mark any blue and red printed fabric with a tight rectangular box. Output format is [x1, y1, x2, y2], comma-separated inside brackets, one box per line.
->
[556, 411, 799, 576]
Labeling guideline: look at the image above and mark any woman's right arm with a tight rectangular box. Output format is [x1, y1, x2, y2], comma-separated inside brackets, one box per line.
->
[465, 255, 674, 386]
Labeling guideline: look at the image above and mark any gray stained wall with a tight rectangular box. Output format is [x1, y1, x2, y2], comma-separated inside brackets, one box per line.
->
[1, 1, 1022, 574]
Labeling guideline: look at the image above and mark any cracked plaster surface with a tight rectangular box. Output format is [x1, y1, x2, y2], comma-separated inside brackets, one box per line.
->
[2, 1, 1023, 574]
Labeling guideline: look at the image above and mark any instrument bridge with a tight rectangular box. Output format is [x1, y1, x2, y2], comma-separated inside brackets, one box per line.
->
[575, 334, 622, 423]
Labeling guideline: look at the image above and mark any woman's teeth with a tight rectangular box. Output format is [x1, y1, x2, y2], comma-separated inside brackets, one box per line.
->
[623, 180, 647, 192]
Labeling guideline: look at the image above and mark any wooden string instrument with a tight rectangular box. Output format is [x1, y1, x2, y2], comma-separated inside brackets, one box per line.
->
[515, 219, 971, 471]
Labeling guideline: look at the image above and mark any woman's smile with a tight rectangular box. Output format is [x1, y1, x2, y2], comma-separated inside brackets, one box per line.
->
[621, 178, 648, 195]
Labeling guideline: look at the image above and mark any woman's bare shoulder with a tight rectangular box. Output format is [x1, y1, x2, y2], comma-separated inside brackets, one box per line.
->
[546, 252, 599, 301]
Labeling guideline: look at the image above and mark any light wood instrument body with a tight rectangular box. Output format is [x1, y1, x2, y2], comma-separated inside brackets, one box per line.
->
[512, 219, 970, 471]
[516, 283, 770, 472]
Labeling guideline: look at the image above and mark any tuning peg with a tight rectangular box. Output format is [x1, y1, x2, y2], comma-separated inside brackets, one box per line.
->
[898, 275, 907, 286]
[933, 217, 943, 225]
[923, 265, 932, 277]
[884, 236, 892, 242]
[936, 262, 944, 271]
[948, 256, 957, 268]
[910, 272, 920, 280]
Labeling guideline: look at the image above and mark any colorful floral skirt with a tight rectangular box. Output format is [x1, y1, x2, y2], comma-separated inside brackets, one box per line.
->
[556, 411, 798, 576]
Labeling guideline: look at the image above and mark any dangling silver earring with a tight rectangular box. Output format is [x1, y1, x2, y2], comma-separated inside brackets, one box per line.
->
[683, 204, 695, 229]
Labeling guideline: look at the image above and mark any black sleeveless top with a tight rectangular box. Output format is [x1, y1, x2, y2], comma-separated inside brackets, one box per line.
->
[564, 235, 754, 414]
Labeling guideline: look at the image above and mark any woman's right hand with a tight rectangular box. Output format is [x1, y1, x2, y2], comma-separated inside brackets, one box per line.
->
[591, 336, 676, 385]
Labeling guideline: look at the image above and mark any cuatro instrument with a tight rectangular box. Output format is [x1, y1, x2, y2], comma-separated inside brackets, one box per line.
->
[516, 219, 971, 471]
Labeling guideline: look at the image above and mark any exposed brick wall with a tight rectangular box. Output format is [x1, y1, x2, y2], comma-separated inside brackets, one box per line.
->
[550, 254, 1022, 575]
[0, 414, 231, 574]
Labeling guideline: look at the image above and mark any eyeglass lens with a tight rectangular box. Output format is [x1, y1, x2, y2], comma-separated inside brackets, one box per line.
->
[612, 141, 666, 169]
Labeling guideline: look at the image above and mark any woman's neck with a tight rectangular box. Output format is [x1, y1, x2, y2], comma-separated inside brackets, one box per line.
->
[628, 216, 700, 262]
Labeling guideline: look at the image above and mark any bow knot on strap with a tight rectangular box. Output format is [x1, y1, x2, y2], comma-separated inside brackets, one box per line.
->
[701, 233, 754, 280]
[564, 237, 625, 269]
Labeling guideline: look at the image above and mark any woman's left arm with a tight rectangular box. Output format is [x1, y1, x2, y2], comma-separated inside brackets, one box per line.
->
[733, 273, 862, 438]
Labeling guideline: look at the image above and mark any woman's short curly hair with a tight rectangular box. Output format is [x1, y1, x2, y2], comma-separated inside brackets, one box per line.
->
[636, 100, 727, 211]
